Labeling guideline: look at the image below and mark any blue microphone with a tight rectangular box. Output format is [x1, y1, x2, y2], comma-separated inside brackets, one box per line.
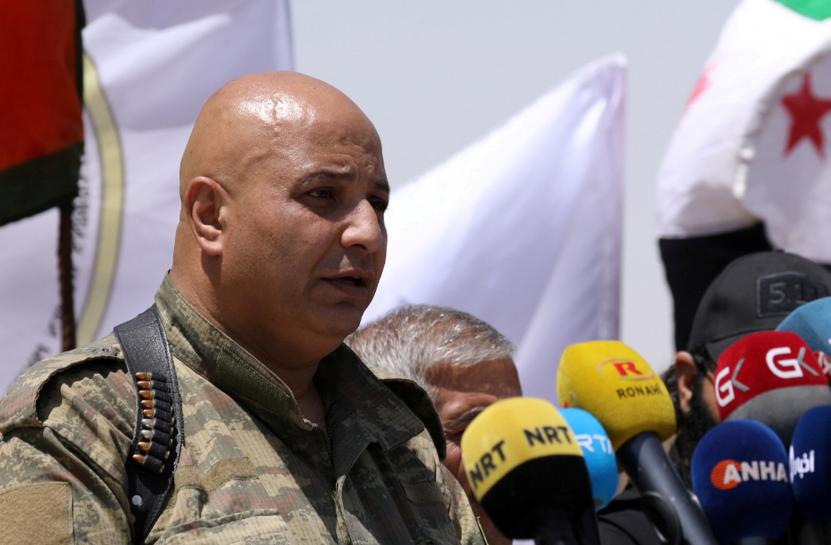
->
[776, 296, 831, 376]
[561, 408, 618, 510]
[691, 420, 792, 545]
[789, 405, 831, 544]
[776, 296, 831, 353]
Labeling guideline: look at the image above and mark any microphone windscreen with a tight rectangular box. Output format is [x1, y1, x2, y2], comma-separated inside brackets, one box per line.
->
[460, 397, 592, 539]
[714, 331, 831, 443]
[776, 296, 831, 377]
[776, 296, 831, 353]
[790, 405, 831, 522]
[691, 420, 792, 544]
[557, 340, 676, 449]
[561, 408, 618, 510]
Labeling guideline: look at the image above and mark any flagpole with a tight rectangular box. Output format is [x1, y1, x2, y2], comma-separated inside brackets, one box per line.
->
[58, 201, 76, 351]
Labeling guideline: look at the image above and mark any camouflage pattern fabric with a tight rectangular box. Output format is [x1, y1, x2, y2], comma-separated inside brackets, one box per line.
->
[0, 277, 487, 544]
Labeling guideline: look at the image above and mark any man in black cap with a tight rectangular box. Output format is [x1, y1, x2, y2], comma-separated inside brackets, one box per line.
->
[599, 250, 831, 545]
[666, 250, 831, 479]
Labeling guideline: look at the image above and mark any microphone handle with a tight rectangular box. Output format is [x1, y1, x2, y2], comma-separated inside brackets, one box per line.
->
[789, 520, 831, 545]
[534, 508, 600, 545]
[618, 432, 718, 545]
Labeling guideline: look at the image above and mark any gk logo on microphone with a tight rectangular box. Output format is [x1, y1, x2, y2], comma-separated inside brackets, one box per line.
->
[765, 346, 817, 379]
[715, 367, 735, 407]
[715, 346, 819, 408]
[715, 359, 749, 408]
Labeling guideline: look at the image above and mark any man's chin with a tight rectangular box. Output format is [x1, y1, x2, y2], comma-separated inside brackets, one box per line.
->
[313, 303, 368, 338]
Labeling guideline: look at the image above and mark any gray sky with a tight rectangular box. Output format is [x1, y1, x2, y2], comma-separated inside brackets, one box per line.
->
[292, 1, 741, 370]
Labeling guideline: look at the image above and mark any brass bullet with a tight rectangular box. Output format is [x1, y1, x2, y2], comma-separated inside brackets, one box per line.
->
[137, 441, 171, 461]
[135, 371, 152, 381]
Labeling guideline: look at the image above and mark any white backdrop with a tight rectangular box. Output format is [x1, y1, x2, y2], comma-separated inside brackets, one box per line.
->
[292, 1, 742, 370]
[364, 56, 625, 401]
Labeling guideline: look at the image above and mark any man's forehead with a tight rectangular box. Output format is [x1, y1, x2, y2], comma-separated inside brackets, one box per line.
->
[426, 358, 521, 395]
[236, 93, 314, 127]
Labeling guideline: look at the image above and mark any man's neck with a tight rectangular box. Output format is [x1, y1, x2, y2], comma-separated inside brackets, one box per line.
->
[296, 382, 326, 427]
[167, 270, 330, 425]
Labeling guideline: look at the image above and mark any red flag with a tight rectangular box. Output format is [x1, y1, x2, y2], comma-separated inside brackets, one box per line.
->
[0, 0, 84, 224]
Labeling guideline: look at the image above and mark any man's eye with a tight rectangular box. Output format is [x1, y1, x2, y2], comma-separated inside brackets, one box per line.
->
[308, 188, 335, 200]
[443, 427, 464, 440]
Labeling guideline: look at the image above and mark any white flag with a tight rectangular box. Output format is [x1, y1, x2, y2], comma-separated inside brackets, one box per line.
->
[657, 0, 831, 261]
[363, 56, 625, 401]
[0, 0, 293, 393]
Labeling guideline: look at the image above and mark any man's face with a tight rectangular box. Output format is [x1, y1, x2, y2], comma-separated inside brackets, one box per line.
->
[219, 104, 389, 361]
[697, 367, 720, 422]
[426, 357, 522, 545]
[674, 358, 720, 484]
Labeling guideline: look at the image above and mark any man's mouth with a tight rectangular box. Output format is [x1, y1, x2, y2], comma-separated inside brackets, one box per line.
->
[327, 276, 367, 288]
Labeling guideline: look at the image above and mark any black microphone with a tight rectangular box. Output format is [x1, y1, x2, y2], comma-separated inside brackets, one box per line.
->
[460, 397, 601, 545]
[558, 340, 718, 545]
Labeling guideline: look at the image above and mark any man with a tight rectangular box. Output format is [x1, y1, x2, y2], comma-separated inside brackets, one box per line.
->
[664, 250, 831, 480]
[599, 250, 831, 544]
[347, 304, 522, 545]
[0, 73, 485, 544]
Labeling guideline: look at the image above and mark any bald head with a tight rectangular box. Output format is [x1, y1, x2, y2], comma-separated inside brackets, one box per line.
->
[170, 71, 389, 375]
[179, 71, 376, 201]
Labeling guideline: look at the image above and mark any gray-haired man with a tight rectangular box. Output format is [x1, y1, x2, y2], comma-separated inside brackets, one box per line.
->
[348, 304, 522, 545]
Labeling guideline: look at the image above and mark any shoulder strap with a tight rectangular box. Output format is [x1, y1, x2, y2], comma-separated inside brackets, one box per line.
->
[114, 305, 184, 544]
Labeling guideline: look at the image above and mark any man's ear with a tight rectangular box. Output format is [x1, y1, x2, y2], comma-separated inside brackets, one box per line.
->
[184, 176, 228, 257]
[674, 351, 699, 414]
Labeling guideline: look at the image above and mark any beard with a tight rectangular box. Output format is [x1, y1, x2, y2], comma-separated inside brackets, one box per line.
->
[672, 373, 718, 487]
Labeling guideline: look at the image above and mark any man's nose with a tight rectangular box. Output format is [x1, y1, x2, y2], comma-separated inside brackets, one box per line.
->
[341, 199, 385, 254]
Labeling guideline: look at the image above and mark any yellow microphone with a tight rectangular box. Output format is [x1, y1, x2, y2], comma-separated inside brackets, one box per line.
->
[461, 397, 600, 545]
[558, 340, 717, 545]
[557, 340, 675, 448]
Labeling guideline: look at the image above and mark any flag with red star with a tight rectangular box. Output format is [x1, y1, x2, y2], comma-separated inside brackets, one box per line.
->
[655, 0, 831, 350]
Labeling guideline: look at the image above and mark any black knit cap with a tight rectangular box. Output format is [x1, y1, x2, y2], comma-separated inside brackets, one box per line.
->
[687, 251, 831, 363]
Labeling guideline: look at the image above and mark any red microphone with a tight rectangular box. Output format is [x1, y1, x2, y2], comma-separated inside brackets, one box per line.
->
[714, 331, 831, 444]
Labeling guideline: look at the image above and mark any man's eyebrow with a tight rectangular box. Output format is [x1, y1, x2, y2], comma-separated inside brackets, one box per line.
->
[300, 168, 352, 184]
[443, 407, 486, 432]
[299, 169, 390, 193]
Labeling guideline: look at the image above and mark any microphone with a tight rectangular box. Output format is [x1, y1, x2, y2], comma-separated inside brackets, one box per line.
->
[558, 340, 717, 545]
[460, 397, 600, 545]
[714, 330, 831, 444]
[789, 405, 831, 545]
[776, 296, 831, 378]
[560, 408, 618, 511]
[691, 420, 792, 545]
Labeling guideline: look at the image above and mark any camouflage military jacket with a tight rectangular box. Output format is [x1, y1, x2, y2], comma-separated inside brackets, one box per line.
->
[0, 278, 485, 545]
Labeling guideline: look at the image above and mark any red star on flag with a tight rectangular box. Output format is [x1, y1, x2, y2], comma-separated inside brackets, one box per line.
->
[781, 73, 831, 157]
[686, 63, 716, 111]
